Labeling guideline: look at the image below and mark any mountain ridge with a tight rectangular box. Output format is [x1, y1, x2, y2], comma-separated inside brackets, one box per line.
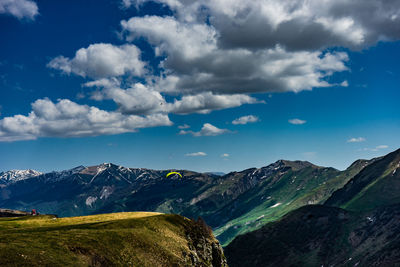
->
[0, 153, 391, 246]
[325, 148, 400, 210]
[225, 148, 400, 266]
[0, 169, 42, 185]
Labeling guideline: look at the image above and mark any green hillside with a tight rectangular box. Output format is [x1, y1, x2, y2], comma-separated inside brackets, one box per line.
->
[325, 148, 400, 211]
[225, 204, 400, 267]
[0, 212, 227, 267]
[213, 159, 371, 246]
[224, 148, 400, 266]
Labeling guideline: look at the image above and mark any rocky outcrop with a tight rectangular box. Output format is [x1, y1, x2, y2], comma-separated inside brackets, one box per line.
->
[0, 208, 29, 217]
[183, 217, 228, 267]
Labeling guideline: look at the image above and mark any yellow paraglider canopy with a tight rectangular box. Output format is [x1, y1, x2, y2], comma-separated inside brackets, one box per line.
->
[166, 171, 182, 178]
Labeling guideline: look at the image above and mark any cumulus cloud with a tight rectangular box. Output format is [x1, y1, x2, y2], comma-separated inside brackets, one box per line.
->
[0, 0, 38, 20]
[48, 43, 146, 79]
[288, 118, 306, 125]
[347, 137, 366, 143]
[86, 81, 166, 115]
[85, 79, 262, 115]
[179, 123, 229, 137]
[221, 153, 229, 158]
[185, 152, 207, 157]
[0, 98, 172, 142]
[122, 0, 181, 10]
[166, 92, 263, 114]
[118, 0, 400, 99]
[6, 0, 398, 142]
[122, 15, 349, 95]
[122, 16, 217, 61]
[232, 115, 259, 125]
[129, 0, 400, 50]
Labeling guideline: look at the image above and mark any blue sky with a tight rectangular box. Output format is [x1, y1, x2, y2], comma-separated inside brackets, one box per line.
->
[0, 0, 399, 173]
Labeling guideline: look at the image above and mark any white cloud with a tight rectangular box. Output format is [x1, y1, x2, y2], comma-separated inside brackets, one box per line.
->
[5, 0, 398, 142]
[130, 0, 400, 50]
[84, 77, 121, 89]
[166, 92, 263, 114]
[0, 98, 172, 142]
[117, 0, 400, 102]
[232, 115, 259, 125]
[122, 15, 349, 95]
[48, 43, 146, 79]
[288, 118, 306, 125]
[179, 123, 229, 137]
[121, 16, 217, 60]
[0, 0, 38, 20]
[347, 137, 366, 143]
[122, 0, 181, 10]
[376, 145, 389, 149]
[85, 80, 262, 115]
[178, 124, 190, 129]
[94, 82, 165, 115]
[185, 152, 207, 157]
[221, 153, 229, 158]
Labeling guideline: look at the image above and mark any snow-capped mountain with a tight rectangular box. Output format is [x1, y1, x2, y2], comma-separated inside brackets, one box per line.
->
[0, 169, 42, 184]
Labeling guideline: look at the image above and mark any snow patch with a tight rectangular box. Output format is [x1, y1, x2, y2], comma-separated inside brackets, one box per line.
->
[85, 196, 97, 207]
[100, 186, 114, 200]
[393, 162, 399, 175]
[270, 202, 282, 208]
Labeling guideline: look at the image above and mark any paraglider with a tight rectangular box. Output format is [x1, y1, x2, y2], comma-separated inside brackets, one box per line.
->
[166, 171, 182, 178]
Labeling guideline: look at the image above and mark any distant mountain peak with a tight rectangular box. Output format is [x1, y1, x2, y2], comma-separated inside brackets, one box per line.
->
[99, 162, 112, 167]
[69, 165, 86, 172]
[80, 164, 109, 176]
[270, 159, 316, 171]
[79, 162, 129, 176]
[0, 169, 42, 184]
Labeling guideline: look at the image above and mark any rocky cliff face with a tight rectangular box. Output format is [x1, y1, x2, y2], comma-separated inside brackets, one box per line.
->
[183, 218, 228, 267]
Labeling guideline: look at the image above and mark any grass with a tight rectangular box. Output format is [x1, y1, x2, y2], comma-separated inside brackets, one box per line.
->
[214, 167, 344, 246]
[0, 212, 216, 266]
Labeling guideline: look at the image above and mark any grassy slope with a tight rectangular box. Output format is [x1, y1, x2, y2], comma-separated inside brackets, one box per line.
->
[213, 162, 369, 246]
[224, 205, 356, 267]
[0, 212, 220, 267]
[225, 204, 400, 267]
[326, 148, 400, 212]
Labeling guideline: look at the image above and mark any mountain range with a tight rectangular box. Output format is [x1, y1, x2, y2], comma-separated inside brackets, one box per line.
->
[0, 160, 364, 245]
[225, 148, 400, 266]
[1, 148, 399, 265]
